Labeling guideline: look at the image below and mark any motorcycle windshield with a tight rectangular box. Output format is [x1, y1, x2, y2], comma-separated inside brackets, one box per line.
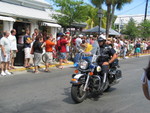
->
[82, 56, 93, 64]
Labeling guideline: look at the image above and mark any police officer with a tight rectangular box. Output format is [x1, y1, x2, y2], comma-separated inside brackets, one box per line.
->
[96, 36, 118, 76]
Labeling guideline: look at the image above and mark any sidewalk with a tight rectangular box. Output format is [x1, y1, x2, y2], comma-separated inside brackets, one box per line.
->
[9, 53, 150, 73]
[118, 53, 150, 59]
[9, 61, 74, 73]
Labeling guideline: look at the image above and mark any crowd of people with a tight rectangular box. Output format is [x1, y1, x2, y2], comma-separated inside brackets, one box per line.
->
[0, 28, 150, 76]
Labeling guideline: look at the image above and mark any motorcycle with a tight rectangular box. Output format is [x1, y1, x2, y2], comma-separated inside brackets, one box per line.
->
[70, 51, 122, 103]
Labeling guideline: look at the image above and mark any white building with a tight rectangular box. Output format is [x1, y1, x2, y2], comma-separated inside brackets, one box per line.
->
[0, 0, 61, 39]
[114, 14, 150, 32]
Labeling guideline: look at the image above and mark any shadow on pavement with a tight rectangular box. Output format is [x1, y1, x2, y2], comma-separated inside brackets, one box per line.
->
[62, 87, 76, 104]
[62, 87, 117, 105]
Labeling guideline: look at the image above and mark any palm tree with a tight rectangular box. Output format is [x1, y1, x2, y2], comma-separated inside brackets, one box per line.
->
[91, 0, 133, 38]
[85, 5, 106, 29]
[109, 0, 132, 31]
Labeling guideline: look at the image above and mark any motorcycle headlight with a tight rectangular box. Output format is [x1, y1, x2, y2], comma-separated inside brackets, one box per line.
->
[97, 66, 101, 72]
[79, 60, 89, 70]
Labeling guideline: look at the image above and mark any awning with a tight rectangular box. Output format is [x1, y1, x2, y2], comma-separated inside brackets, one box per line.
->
[83, 26, 105, 33]
[42, 22, 61, 28]
[0, 15, 15, 21]
[0, 1, 55, 22]
[109, 29, 121, 36]
[83, 26, 121, 36]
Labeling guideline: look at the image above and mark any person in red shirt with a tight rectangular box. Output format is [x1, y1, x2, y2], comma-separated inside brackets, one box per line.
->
[57, 34, 69, 69]
[42, 35, 56, 72]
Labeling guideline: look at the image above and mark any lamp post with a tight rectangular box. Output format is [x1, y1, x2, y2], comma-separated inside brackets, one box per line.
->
[98, 8, 103, 36]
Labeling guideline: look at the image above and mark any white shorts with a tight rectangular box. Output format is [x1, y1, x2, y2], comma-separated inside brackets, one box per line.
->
[24, 48, 31, 59]
[1, 53, 10, 62]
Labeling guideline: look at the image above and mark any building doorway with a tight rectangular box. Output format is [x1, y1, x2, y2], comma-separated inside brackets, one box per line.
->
[13, 22, 30, 44]
[13, 22, 30, 66]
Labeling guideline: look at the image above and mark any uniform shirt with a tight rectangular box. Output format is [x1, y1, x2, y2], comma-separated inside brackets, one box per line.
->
[8, 34, 17, 50]
[97, 44, 116, 63]
[0, 37, 11, 54]
[45, 40, 55, 52]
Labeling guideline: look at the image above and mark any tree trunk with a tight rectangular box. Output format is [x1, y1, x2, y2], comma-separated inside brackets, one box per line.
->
[109, 4, 116, 29]
[106, 4, 111, 39]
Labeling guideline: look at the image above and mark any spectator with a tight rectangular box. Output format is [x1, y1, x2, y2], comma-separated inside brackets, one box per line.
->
[32, 28, 39, 42]
[123, 42, 128, 59]
[31, 29, 39, 65]
[113, 39, 120, 54]
[24, 29, 32, 68]
[8, 29, 17, 69]
[43, 35, 56, 72]
[147, 42, 150, 53]
[32, 35, 44, 73]
[135, 41, 141, 57]
[128, 41, 134, 56]
[65, 33, 72, 60]
[0, 31, 11, 76]
[143, 41, 148, 54]
[56, 33, 63, 52]
[141, 60, 150, 100]
[56, 33, 62, 41]
[71, 35, 77, 57]
[57, 34, 69, 69]
[43, 30, 47, 41]
[75, 34, 83, 50]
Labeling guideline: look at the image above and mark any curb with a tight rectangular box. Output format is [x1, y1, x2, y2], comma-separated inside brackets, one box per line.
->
[9, 53, 150, 73]
[10, 62, 74, 73]
[118, 53, 150, 59]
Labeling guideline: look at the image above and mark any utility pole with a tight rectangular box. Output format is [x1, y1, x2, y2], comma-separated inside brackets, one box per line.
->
[144, 0, 149, 20]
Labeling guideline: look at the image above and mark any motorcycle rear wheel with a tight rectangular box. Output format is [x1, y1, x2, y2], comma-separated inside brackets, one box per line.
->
[71, 84, 87, 103]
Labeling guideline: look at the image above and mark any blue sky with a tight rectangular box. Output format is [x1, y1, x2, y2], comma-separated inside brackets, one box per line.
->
[45, 0, 149, 15]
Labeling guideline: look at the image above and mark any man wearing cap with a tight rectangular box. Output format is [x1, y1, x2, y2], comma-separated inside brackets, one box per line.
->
[57, 34, 69, 69]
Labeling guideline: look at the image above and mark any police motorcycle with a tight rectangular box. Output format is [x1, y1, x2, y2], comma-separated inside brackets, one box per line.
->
[70, 50, 122, 103]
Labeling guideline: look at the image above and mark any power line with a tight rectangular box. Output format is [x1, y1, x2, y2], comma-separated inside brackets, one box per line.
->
[116, 1, 146, 15]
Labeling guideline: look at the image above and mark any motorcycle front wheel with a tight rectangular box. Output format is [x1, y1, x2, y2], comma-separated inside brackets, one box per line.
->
[71, 84, 87, 103]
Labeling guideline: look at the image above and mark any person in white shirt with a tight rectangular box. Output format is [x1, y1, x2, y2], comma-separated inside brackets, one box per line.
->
[75, 35, 83, 50]
[0, 31, 12, 76]
[8, 29, 18, 69]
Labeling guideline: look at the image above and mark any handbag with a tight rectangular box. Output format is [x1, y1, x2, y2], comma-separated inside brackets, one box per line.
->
[142, 72, 150, 100]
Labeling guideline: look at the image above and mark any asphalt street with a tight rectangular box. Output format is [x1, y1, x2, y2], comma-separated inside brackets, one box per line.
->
[0, 56, 150, 113]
